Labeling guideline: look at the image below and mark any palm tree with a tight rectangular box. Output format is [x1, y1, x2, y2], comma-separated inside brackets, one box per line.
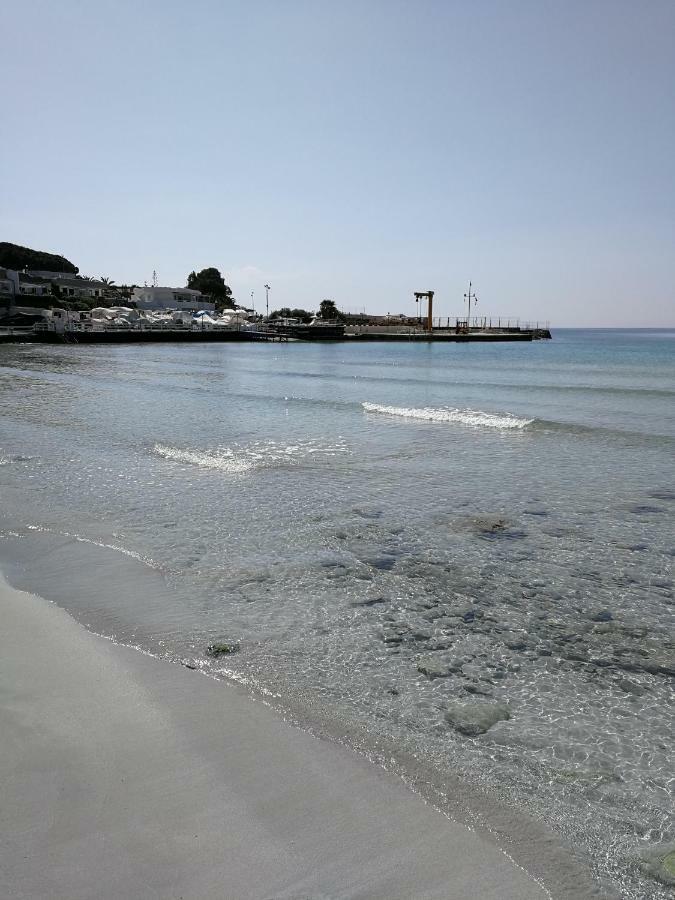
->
[99, 276, 116, 285]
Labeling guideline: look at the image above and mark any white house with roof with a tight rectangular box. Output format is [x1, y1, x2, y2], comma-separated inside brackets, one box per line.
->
[0, 269, 111, 301]
[51, 275, 107, 300]
[15, 272, 51, 297]
[131, 286, 214, 312]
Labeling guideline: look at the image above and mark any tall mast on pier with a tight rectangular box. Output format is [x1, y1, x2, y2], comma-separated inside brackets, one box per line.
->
[464, 281, 478, 322]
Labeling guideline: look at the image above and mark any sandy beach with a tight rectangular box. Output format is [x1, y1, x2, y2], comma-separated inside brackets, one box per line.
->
[0, 574, 561, 900]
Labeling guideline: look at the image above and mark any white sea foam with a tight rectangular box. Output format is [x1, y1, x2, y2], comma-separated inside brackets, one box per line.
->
[362, 402, 533, 430]
[153, 445, 255, 474]
[24, 524, 163, 569]
[153, 439, 349, 474]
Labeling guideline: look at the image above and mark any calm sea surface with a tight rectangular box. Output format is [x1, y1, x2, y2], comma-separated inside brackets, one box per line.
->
[1, 329, 673, 896]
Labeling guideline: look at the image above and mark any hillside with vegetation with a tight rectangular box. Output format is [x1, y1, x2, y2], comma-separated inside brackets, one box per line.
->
[0, 242, 79, 274]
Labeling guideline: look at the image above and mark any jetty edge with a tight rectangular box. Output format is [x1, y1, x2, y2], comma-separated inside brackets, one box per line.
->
[1, 319, 551, 344]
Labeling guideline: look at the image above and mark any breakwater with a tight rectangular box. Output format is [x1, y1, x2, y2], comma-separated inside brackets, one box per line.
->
[1, 325, 549, 344]
[346, 330, 540, 342]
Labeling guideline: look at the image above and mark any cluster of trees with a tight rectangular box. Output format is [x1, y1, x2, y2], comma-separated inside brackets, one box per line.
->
[186, 268, 234, 310]
[0, 242, 78, 274]
[268, 299, 343, 322]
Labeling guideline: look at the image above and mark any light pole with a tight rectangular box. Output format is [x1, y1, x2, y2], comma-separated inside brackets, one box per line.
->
[264, 283, 270, 321]
[464, 281, 478, 326]
[250, 291, 255, 317]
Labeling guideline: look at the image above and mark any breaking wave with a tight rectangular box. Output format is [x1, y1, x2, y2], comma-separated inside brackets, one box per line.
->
[153, 439, 349, 474]
[362, 402, 533, 430]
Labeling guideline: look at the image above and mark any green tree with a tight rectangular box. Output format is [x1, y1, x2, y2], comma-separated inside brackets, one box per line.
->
[186, 267, 234, 309]
[319, 298, 340, 320]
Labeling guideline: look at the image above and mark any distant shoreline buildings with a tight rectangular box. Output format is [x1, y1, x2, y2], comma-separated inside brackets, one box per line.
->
[0, 243, 550, 341]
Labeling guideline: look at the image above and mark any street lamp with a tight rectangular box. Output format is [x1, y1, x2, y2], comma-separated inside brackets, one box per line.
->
[264, 283, 270, 321]
[250, 290, 255, 317]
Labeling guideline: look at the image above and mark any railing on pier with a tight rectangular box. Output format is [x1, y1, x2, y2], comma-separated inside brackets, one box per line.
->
[345, 324, 425, 336]
[65, 321, 248, 334]
[347, 317, 551, 334]
[430, 317, 550, 331]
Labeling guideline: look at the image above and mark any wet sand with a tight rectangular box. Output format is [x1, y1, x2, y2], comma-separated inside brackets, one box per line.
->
[0, 574, 559, 900]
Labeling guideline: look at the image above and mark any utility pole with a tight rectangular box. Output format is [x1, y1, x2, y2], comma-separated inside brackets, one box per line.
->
[264, 283, 270, 320]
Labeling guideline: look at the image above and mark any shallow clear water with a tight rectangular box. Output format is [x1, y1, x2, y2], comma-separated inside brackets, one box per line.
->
[1, 329, 673, 897]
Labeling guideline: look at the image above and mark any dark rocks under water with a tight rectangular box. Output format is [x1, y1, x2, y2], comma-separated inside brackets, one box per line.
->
[206, 641, 241, 657]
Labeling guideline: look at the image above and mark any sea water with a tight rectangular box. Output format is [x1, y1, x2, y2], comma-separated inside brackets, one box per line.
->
[1, 329, 673, 897]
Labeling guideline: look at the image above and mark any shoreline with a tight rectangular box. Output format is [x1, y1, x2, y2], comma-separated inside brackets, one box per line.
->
[0, 569, 596, 900]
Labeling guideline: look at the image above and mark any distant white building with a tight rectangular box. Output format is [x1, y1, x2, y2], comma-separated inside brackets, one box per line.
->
[131, 286, 215, 312]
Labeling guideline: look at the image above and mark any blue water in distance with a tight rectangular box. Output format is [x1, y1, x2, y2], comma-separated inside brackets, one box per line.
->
[1, 328, 673, 897]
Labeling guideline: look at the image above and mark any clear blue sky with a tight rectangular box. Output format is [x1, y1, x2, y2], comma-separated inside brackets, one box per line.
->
[2, 0, 674, 325]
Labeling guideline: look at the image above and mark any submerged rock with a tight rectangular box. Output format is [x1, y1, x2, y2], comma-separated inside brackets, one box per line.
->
[587, 608, 613, 622]
[382, 624, 409, 644]
[417, 657, 455, 680]
[354, 547, 398, 570]
[614, 653, 675, 678]
[206, 641, 240, 657]
[352, 506, 383, 519]
[616, 678, 646, 696]
[350, 595, 387, 607]
[501, 631, 529, 651]
[638, 841, 675, 886]
[463, 682, 493, 697]
[472, 515, 510, 533]
[461, 515, 527, 541]
[445, 700, 511, 736]
[446, 602, 477, 623]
